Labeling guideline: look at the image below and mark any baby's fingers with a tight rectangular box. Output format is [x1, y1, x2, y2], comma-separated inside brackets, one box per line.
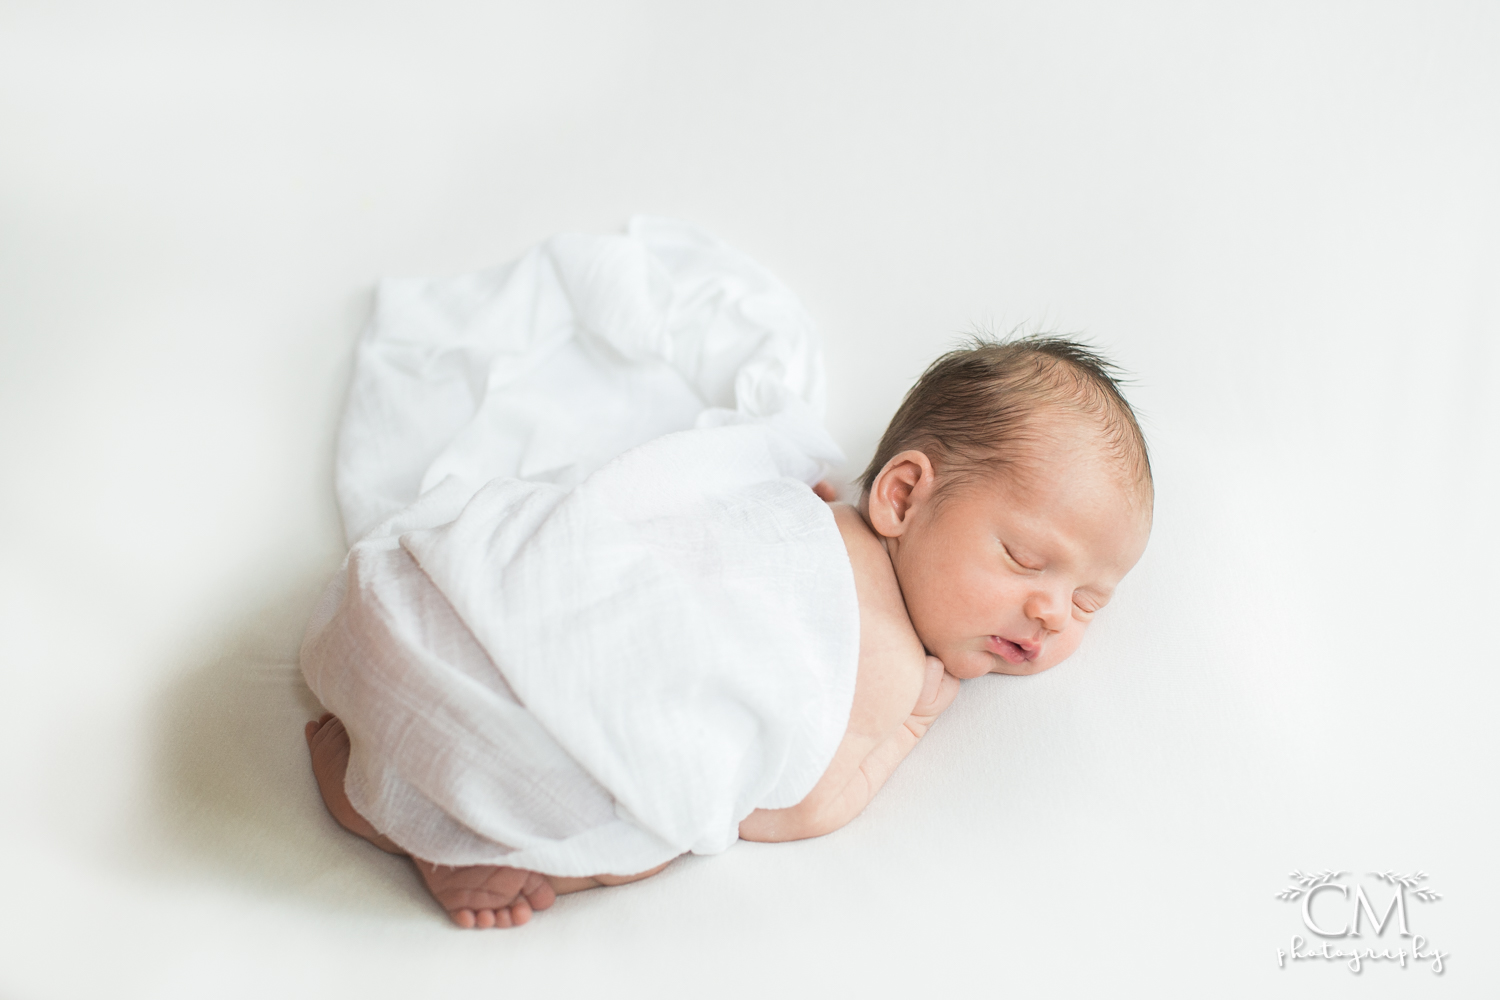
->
[913, 655, 960, 717]
[933, 669, 961, 715]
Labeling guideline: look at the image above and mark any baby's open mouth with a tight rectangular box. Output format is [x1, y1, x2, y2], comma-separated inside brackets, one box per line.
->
[988, 635, 1038, 665]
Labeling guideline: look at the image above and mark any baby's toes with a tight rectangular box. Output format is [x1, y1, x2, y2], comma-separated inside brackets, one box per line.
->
[473, 908, 496, 929]
[451, 908, 477, 929]
[508, 898, 532, 926]
[307, 717, 333, 751]
[522, 874, 556, 912]
[305, 713, 333, 743]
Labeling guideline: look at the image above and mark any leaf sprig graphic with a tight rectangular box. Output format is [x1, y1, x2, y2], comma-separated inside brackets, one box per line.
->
[1370, 871, 1442, 901]
[1275, 870, 1347, 901]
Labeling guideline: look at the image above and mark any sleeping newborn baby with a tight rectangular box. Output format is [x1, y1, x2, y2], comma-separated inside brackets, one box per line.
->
[299, 220, 1152, 929]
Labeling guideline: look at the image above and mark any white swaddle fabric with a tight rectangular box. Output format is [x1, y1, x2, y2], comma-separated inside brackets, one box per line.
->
[334, 216, 830, 544]
[300, 219, 860, 877]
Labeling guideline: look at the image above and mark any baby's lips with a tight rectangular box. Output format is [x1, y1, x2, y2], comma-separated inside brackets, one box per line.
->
[987, 635, 1037, 665]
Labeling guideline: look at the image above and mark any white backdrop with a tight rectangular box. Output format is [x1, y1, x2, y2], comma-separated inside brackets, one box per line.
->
[1, 2, 1495, 997]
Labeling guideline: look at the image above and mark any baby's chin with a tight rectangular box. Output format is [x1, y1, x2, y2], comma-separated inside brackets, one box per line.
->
[987, 659, 1056, 677]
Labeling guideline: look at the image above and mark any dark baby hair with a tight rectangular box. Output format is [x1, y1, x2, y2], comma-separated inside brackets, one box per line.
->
[857, 335, 1152, 506]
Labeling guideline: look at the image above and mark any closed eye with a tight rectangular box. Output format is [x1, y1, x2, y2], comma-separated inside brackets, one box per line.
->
[1002, 544, 1044, 572]
[1072, 593, 1106, 619]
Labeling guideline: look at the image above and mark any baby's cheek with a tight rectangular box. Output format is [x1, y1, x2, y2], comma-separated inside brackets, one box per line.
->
[1047, 628, 1088, 669]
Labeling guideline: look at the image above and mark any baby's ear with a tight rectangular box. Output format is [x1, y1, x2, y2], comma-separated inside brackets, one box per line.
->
[867, 450, 935, 537]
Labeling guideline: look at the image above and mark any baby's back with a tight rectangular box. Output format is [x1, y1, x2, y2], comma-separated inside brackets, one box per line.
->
[739, 503, 936, 841]
[303, 420, 866, 876]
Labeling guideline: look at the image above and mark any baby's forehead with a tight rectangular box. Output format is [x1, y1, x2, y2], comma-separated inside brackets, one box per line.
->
[942, 447, 1149, 545]
[950, 451, 1151, 568]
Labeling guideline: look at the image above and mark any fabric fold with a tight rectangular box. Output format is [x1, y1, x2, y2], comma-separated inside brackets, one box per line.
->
[302, 218, 858, 876]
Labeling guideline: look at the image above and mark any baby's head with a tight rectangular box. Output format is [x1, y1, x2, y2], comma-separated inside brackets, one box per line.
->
[858, 337, 1152, 679]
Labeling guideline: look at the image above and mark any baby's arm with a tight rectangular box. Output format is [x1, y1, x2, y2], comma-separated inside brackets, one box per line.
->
[831, 654, 959, 820]
[750, 655, 957, 840]
[739, 504, 959, 842]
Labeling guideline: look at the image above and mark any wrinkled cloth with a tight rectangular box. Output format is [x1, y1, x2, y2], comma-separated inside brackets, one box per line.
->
[334, 216, 831, 545]
[300, 219, 860, 876]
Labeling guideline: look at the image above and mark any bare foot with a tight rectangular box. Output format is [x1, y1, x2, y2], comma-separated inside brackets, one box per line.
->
[304, 712, 556, 928]
[412, 860, 556, 928]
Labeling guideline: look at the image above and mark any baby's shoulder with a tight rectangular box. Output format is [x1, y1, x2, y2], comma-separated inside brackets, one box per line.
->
[828, 504, 922, 652]
[829, 503, 889, 580]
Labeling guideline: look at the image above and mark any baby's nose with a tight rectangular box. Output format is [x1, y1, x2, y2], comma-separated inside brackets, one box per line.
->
[1024, 588, 1069, 631]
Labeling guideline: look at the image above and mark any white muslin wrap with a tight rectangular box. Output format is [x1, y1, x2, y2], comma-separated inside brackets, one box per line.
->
[300, 218, 861, 877]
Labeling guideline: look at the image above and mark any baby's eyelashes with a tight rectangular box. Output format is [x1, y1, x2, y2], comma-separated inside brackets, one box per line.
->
[1071, 593, 1106, 620]
[1001, 544, 1044, 573]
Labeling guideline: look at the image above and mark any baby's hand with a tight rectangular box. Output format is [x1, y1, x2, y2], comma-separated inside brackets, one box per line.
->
[905, 655, 960, 740]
